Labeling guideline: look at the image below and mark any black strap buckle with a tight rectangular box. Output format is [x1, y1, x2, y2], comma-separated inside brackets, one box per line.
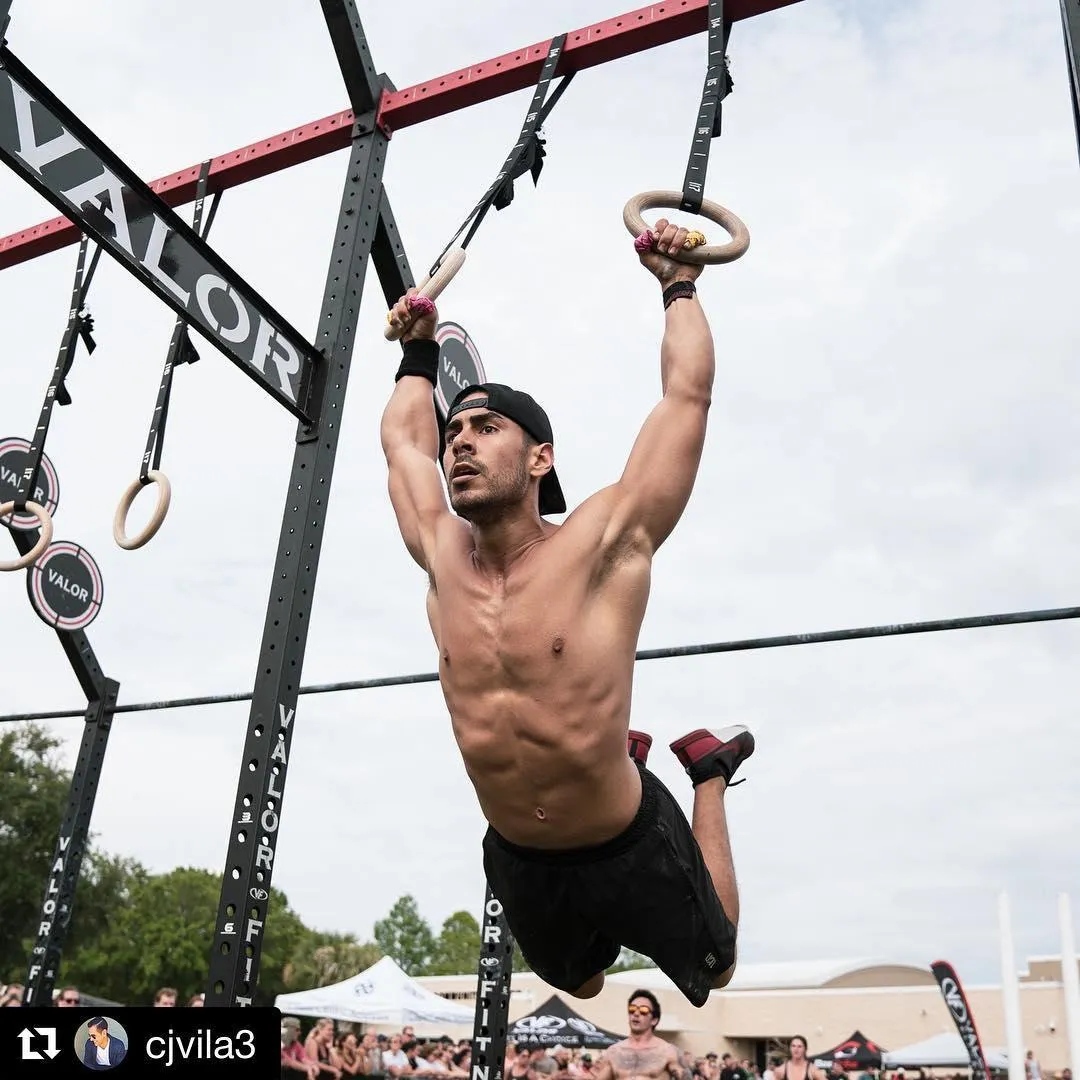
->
[13, 234, 101, 510]
[139, 161, 216, 482]
[429, 35, 574, 277]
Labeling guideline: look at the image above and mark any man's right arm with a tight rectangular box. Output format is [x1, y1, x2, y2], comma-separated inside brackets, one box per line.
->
[591, 1056, 615, 1080]
[380, 294, 450, 572]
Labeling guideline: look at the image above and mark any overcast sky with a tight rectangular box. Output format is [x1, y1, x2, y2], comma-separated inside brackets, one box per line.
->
[1, 0, 1078, 988]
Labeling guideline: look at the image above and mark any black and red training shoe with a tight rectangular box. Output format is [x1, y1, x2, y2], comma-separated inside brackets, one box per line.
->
[669, 725, 755, 787]
[627, 730, 653, 766]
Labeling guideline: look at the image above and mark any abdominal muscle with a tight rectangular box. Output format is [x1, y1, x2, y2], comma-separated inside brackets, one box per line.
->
[443, 677, 644, 850]
[429, 513, 652, 850]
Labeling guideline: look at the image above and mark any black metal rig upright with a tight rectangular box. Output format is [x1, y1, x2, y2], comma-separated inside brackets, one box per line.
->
[470, 887, 516, 1080]
[204, 0, 418, 1005]
[1062, 0, 1080, 163]
[8, 529, 119, 1008]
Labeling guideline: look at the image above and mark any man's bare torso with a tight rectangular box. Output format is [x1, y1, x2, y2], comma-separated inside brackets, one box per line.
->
[428, 494, 650, 848]
[603, 1037, 682, 1080]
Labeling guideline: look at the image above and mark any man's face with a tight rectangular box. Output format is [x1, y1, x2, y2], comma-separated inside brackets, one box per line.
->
[627, 996, 655, 1034]
[156, 993, 176, 1007]
[403, 1027, 415, 1041]
[443, 402, 538, 522]
[391, 1037, 403, 1053]
[88, 1025, 108, 1049]
[57, 990, 80, 1007]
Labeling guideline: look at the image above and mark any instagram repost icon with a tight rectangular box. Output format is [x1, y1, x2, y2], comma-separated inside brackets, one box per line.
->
[77, 1015, 128, 1070]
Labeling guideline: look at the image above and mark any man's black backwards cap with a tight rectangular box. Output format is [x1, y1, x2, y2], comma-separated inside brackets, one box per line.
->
[446, 383, 566, 516]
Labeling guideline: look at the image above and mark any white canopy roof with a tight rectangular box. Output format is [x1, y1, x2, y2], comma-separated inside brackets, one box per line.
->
[882, 1033, 1009, 1070]
[606, 958, 917, 992]
[275, 956, 475, 1028]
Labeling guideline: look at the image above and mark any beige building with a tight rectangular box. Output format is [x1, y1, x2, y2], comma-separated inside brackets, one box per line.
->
[417, 955, 1077, 1072]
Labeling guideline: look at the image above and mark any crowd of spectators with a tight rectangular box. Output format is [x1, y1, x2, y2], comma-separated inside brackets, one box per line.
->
[276, 1024, 1076, 1080]
[281, 1019, 475, 1079]
[2, 980, 1073, 1080]
[0, 982, 205, 1007]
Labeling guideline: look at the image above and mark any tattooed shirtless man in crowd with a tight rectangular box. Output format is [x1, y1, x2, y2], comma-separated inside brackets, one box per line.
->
[593, 991, 687, 1080]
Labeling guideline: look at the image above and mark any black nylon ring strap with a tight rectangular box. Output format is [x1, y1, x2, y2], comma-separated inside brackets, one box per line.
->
[680, 0, 733, 215]
[430, 33, 572, 277]
[138, 160, 217, 483]
[13, 234, 101, 511]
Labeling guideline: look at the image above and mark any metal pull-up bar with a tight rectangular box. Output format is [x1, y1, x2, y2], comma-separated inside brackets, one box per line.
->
[0, 0, 804, 273]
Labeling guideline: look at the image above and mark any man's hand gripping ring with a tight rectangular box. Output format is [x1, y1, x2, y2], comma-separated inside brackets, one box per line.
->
[625, 191, 750, 264]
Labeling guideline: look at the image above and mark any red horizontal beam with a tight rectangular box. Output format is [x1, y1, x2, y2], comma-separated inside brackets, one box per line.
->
[0, 0, 802, 271]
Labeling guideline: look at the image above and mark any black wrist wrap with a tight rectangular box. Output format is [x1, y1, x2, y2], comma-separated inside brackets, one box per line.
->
[663, 280, 698, 308]
[395, 338, 439, 385]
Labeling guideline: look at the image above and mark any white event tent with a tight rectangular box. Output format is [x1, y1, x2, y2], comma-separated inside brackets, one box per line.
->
[274, 956, 476, 1028]
[882, 1033, 1009, 1071]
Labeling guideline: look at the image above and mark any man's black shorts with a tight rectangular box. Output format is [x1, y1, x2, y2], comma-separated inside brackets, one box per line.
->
[481, 764, 736, 1007]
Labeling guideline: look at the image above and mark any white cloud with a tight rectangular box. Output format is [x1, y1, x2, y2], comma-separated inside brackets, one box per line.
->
[1, 0, 1078, 990]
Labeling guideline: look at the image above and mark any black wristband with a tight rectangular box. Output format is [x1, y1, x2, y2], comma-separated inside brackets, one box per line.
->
[395, 338, 439, 385]
[662, 280, 697, 309]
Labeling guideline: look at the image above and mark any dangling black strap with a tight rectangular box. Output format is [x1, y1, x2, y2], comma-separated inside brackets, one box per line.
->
[1062, 0, 1080, 166]
[680, 0, 733, 214]
[430, 35, 573, 276]
[13, 235, 101, 512]
[139, 161, 218, 483]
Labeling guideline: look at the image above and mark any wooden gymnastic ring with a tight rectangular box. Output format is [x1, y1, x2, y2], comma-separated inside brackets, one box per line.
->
[623, 190, 750, 264]
[0, 501, 53, 571]
[384, 247, 468, 341]
[113, 470, 172, 551]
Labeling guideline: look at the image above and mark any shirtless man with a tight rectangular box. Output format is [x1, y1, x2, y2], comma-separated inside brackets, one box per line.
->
[380, 217, 755, 1008]
[774, 1038, 826, 1080]
[592, 991, 684, 1080]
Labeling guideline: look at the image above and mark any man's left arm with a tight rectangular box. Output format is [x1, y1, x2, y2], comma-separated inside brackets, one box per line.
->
[667, 1046, 691, 1080]
[609, 219, 713, 553]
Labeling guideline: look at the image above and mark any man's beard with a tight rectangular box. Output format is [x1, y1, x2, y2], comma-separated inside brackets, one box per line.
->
[449, 453, 530, 523]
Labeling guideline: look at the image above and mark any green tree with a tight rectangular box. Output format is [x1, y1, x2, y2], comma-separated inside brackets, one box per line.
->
[283, 932, 382, 989]
[429, 910, 481, 975]
[63, 867, 311, 1005]
[0, 725, 137, 985]
[511, 942, 531, 973]
[374, 895, 436, 975]
[0, 724, 77, 980]
[606, 947, 653, 973]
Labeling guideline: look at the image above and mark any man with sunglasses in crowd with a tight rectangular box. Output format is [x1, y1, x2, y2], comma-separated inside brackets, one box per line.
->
[592, 991, 685, 1080]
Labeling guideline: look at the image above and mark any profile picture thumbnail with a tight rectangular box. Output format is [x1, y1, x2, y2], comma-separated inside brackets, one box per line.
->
[76, 1015, 129, 1071]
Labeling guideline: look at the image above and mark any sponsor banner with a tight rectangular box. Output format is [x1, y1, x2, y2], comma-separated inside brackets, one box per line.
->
[0, 51, 316, 417]
[435, 321, 486, 418]
[26, 541, 103, 631]
[931, 960, 991, 1080]
[0, 437, 59, 530]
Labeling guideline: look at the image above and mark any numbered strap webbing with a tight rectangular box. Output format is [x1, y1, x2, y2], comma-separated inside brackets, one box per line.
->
[139, 161, 218, 482]
[430, 34, 573, 277]
[14, 236, 101, 510]
[680, 0, 733, 215]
